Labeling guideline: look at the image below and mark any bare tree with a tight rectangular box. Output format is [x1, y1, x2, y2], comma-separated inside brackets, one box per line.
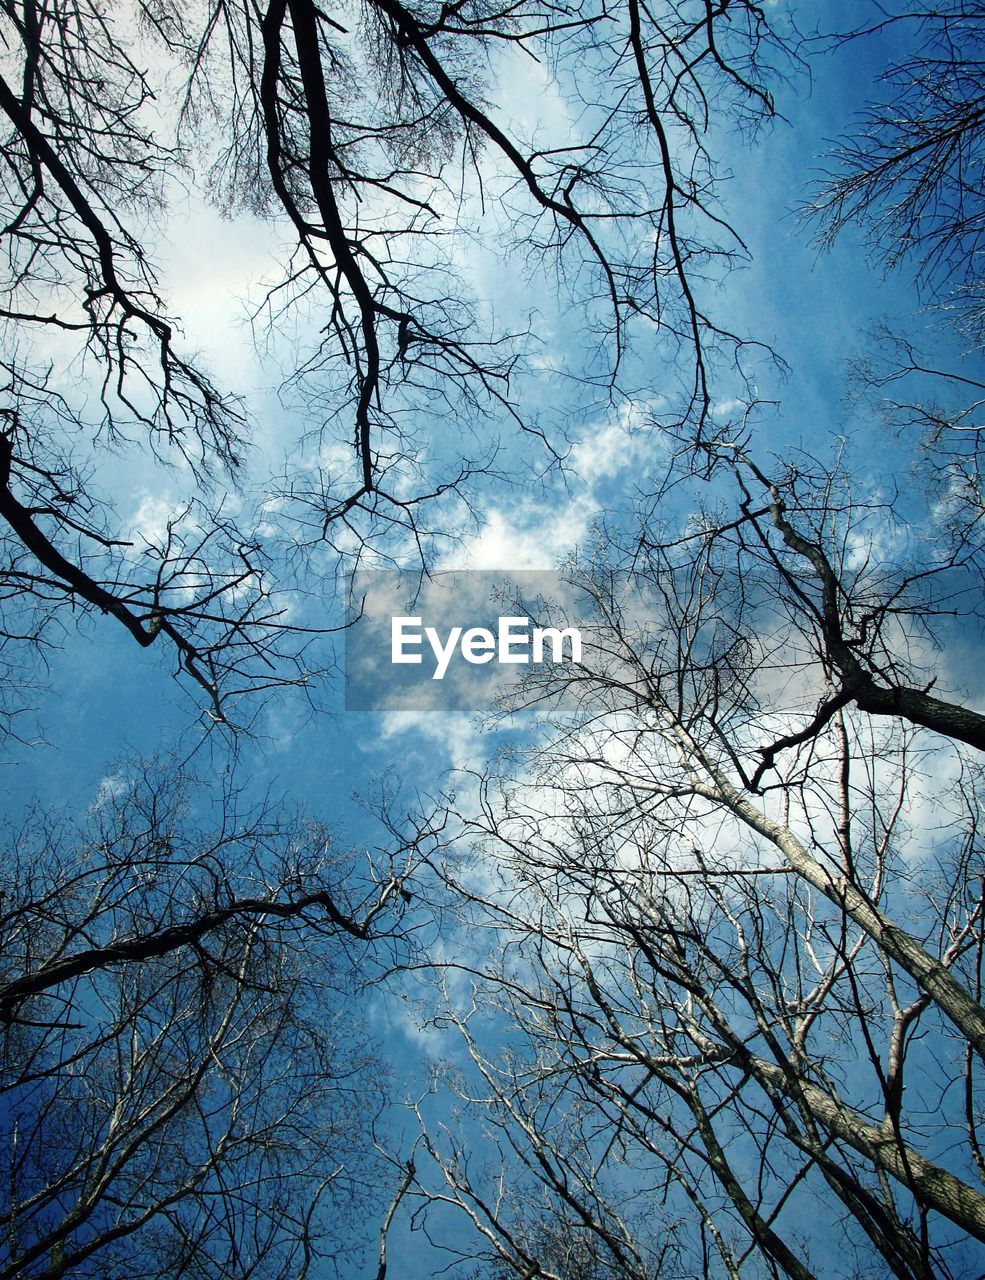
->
[804, 0, 984, 608]
[677, 437, 985, 759]
[0, 0, 792, 720]
[0, 762, 428, 1280]
[6, 5, 984, 1279]
[395, 347, 985, 1271]
[403, 527, 984, 1276]
[806, 1, 985, 348]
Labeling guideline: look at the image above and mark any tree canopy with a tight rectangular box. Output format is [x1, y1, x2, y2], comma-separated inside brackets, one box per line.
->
[0, 0, 983, 1278]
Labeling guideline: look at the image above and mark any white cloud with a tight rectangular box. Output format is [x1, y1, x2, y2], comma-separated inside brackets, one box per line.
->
[441, 398, 666, 571]
[90, 772, 131, 811]
[128, 493, 180, 545]
[378, 708, 482, 774]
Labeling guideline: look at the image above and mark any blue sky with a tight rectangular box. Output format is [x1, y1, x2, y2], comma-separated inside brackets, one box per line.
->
[1, 6, 963, 805]
[2, 2, 983, 1275]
